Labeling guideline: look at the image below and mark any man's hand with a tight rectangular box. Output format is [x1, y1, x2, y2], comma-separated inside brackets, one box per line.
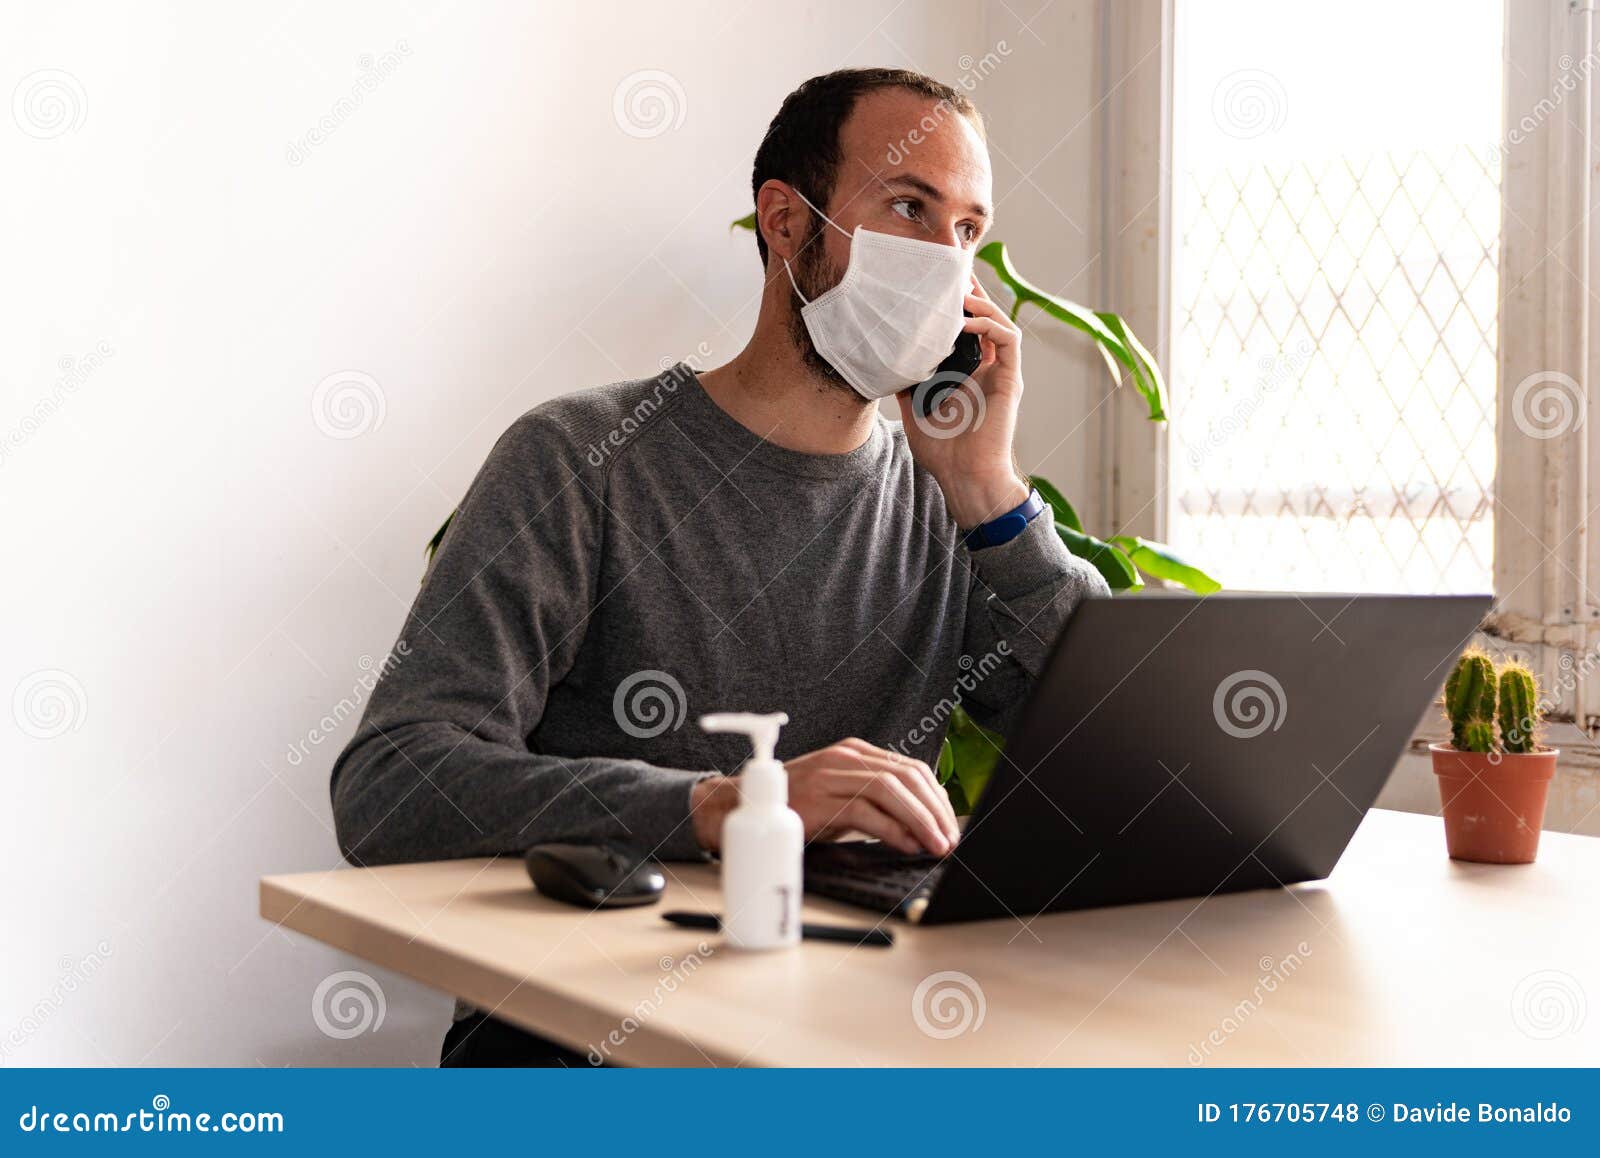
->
[896, 276, 1030, 529]
[691, 737, 960, 855]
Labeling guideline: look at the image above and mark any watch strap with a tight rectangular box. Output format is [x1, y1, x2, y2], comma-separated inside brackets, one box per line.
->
[963, 487, 1046, 551]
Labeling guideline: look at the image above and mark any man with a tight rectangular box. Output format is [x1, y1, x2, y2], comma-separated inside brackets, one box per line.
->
[330, 67, 1109, 1065]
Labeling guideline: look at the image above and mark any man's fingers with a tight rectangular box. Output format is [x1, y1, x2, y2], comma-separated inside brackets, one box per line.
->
[834, 739, 959, 844]
[824, 768, 949, 855]
[962, 287, 1008, 323]
[837, 798, 921, 855]
[961, 313, 1018, 349]
[904, 759, 961, 844]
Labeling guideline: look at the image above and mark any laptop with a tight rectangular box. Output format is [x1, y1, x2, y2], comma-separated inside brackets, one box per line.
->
[804, 593, 1491, 924]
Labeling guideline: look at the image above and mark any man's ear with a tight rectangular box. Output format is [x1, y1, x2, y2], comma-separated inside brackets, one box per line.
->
[755, 179, 805, 264]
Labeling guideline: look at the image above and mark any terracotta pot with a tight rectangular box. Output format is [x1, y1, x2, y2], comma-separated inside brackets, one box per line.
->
[1429, 743, 1558, 864]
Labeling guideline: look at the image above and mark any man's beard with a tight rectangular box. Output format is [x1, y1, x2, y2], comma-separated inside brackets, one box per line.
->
[785, 224, 852, 392]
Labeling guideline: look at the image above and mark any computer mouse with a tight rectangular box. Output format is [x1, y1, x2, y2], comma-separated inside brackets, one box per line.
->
[523, 842, 665, 909]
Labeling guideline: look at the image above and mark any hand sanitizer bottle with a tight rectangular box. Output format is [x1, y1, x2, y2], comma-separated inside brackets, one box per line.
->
[699, 712, 802, 950]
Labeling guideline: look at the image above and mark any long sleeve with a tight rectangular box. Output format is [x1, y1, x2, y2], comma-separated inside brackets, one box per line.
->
[958, 513, 1111, 733]
[328, 413, 714, 866]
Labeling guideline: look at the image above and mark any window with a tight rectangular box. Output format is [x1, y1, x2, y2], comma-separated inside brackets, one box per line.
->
[1166, 0, 1505, 593]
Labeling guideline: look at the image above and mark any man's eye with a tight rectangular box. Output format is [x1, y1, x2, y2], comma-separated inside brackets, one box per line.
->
[959, 223, 978, 243]
[891, 200, 920, 221]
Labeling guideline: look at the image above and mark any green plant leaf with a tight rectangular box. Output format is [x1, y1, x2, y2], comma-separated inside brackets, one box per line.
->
[1028, 474, 1083, 533]
[936, 735, 972, 814]
[941, 770, 971, 815]
[1094, 310, 1168, 422]
[975, 241, 1166, 423]
[1109, 535, 1222, 595]
[976, 240, 1121, 344]
[944, 705, 1004, 814]
[425, 511, 455, 571]
[731, 212, 756, 232]
[1057, 522, 1141, 590]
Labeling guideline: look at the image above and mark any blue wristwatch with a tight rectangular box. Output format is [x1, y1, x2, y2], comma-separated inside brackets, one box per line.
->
[963, 487, 1046, 551]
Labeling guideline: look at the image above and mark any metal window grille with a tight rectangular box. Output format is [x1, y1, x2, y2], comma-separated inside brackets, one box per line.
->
[1167, 145, 1500, 593]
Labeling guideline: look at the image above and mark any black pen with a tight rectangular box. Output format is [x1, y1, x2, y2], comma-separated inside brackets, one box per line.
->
[661, 909, 894, 948]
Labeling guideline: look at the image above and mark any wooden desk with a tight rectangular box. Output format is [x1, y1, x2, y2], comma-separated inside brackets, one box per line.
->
[260, 809, 1599, 1066]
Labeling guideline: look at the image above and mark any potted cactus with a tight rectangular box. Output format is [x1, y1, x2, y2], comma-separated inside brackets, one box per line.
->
[1431, 651, 1558, 863]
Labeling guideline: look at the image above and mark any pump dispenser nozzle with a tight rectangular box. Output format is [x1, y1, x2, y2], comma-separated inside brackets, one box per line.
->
[700, 713, 790, 809]
[699, 712, 788, 762]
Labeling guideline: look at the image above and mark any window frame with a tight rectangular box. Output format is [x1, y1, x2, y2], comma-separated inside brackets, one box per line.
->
[1101, 0, 1600, 747]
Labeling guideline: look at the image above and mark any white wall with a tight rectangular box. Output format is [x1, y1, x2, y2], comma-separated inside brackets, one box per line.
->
[3, 0, 1113, 1065]
[963, 1, 1110, 509]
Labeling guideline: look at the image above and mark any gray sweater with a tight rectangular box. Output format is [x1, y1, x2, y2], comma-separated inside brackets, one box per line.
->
[329, 366, 1109, 865]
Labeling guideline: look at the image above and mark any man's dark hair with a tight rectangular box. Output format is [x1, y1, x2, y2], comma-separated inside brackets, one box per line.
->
[750, 68, 984, 265]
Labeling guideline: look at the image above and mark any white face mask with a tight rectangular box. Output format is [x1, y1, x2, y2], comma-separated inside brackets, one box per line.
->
[782, 190, 973, 401]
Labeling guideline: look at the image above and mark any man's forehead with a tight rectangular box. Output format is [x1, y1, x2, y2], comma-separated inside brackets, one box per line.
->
[835, 88, 992, 209]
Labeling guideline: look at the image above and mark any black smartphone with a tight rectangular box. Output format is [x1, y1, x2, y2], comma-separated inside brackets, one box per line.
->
[912, 313, 982, 417]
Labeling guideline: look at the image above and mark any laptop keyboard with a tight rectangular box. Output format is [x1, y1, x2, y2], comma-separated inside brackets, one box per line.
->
[803, 841, 947, 918]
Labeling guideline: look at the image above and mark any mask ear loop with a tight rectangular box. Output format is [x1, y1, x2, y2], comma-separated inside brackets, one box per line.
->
[779, 185, 853, 307]
[781, 255, 811, 307]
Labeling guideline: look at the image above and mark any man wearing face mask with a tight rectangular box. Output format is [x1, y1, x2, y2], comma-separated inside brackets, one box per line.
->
[330, 68, 1109, 1065]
